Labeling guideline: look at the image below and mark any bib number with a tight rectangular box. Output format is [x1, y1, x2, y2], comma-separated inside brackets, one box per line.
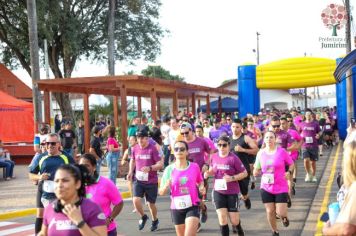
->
[173, 195, 192, 209]
[305, 136, 313, 144]
[214, 179, 227, 191]
[136, 171, 149, 181]
[43, 180, 55, 193]
[262, 173, 274, 184]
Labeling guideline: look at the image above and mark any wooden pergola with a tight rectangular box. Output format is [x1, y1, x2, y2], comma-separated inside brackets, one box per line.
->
[36, 75, 237, 150]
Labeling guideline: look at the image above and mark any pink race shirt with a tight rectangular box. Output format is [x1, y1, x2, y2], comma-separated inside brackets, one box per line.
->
[161, 162, 203, 209]
[254, 147, 293, 194]
[86, 176, 123, 232]
[106, 137, 119, 150]
[287, 129, 302, 161]
[43, 198, 106, 236]
[187, 137, 211, 170]
[210, 152, 246, 195]
[203, 137, 216, 162]
[132, 142, 161, 184]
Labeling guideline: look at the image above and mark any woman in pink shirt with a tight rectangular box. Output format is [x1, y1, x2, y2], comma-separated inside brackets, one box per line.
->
[106, 126, 121, 184]
[79, 153, 124, 236]
[253, 131, 294, 236]
[159, 140, 205, 236]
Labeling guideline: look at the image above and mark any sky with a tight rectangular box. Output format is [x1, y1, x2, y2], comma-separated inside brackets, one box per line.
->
[13, 0, 353, 90]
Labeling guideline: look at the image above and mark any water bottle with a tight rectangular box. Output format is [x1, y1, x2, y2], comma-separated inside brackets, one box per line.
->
[328, 202, 340, 225]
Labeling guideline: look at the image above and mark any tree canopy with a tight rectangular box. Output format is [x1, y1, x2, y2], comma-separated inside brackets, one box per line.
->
[0, 0, 166, 119]
[141, 65, 185, 82]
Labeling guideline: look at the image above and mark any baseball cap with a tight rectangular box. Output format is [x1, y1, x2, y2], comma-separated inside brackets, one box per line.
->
[213, 118, 221, 123]
[136, 128, 149, 137]
[180, 122, 192, 130]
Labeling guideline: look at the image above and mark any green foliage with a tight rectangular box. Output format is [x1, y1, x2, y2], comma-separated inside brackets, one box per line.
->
[220, 78, 235, 86]
[0, 0, 167, 77]
[141, 65, 185, 82]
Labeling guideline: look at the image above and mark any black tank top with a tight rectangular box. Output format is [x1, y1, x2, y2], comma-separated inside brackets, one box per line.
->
[230, 134, 251, 173]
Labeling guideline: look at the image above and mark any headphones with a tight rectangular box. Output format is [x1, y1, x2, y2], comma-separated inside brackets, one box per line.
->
[54, 198, 83, 213]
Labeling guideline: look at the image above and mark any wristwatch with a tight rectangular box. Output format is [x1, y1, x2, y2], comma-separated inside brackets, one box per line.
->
[108, 216, 114, 223]
[76, 220, 86, 228]
[231, 175, 235, 181]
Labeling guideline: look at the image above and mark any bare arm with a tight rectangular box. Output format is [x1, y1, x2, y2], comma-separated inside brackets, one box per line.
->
[243, 135, 259, 155]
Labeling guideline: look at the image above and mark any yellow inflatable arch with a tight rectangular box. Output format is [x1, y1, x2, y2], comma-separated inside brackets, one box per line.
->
[256, 57, 337, 89]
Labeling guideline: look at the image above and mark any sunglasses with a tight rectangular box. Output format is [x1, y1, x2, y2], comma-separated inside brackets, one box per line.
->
[217, 143, 228, 148]
[46, 142, 58, 146]
[174, 147, 186, 152]
[272, 125, 280, 128]
[226, 118, 231, 120]
[287, 120, 293, 123]
[180, 131, 190, 135]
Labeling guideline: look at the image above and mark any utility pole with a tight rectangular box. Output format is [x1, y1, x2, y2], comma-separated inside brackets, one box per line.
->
[27, 0, 42, 130]
[345, 0, 353, 122]
[256, 32, 260, 65]
[108, 0, 115, 76]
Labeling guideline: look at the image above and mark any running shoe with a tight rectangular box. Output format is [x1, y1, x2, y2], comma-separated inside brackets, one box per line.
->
[282, 217, 289, 227]
[150, 219, 159, 232]
[200, 205, 208, 223]
[232, 223, 245, 236]
[287, 195, 292, 208]
[244, 198, 251, 210]
[138, 214, 148, 230]
[312, 176, 318, 183]
[250, 181, 256, 190]
[272, 231, 280, 236]
[305, 173, 311, 182]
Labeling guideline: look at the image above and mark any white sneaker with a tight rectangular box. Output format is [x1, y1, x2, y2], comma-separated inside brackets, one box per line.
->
[312, 176, 317, 182]
[305, 173, 311, 182]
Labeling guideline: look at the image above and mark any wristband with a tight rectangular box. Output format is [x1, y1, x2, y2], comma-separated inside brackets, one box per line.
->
[76, 220, 86, 228]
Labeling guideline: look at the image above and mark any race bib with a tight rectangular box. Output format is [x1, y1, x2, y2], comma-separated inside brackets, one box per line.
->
[305, 136, 313, 144]
[325, 125, 331, 130]
[262, 173, 274, 184]
[43, 180, 55, 193]
[214, 179, 227, 191]
[136, 171, 149, 181]
[173, 195, 192, 209]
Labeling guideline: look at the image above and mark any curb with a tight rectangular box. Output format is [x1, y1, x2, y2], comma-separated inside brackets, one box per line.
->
[300, 143, 342, 236]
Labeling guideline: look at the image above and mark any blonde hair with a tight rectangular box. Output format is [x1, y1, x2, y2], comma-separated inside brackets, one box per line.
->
[342, 141, 356, 187]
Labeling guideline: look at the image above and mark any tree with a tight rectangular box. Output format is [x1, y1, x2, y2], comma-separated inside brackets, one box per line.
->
[321, 4, 347, 36]
[220, 78, 235, 86]
[0, 0, 166, 120]
[141, 65, 185, 82]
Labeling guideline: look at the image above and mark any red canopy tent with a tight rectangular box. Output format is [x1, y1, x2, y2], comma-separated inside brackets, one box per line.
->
[0, 91, 34, 143]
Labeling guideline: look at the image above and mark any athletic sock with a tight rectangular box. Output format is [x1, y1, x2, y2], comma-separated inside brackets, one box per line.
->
[35, 217, 43, 234]
[220, 224, 229, 236]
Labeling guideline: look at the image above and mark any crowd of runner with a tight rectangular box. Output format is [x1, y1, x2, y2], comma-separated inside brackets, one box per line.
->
[29, 106, 339, 236]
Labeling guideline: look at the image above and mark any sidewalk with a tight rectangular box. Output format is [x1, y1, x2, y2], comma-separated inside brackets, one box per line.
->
[0, 165, 130, 214]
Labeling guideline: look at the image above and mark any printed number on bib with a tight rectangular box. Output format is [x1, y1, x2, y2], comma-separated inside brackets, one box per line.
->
[262, 173, 274, 184]
[173, 195, 192, 209]
[305, 137, 313, 144]
[215, 179, 227, 191]
[43, 180, 55, 193]
[136, 171, 149, 181]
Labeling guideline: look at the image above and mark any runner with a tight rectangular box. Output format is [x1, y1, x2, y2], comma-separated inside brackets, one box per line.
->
[180, 122, 213, 226]
[79, 153, 124, 236]
[195, 124, 217, 202]
[209, 118, 229, 147]
[127, 127, 163, 231]
[230, 119, 259, 209]
[300, 110, 322, 182]
[246, 118, 262, 189]
[253, 131, 294, 236]
[29, 133, 74, 234]
[280, 117, 302, 196]
[159, 140, 205, 236]
[204, 136, 248, 236]
[39, 164, 106, 235]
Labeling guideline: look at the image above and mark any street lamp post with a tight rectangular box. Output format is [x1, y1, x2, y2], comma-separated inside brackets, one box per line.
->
[256, 32, 260, 65]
